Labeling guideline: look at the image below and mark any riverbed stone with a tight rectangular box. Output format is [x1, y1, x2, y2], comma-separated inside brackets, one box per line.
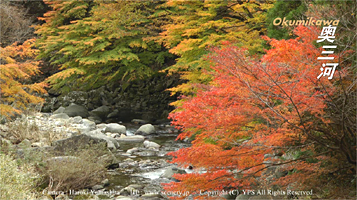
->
[96, 123, 107, 130]
[90, 105, 110, 120]
[83, 119, 96, 129]
[99, 152, 120, 169]
[122, 186, 141, 196]
[86, 129, 120, 150]
[117, 134, 145, 142]
[53, 106, 65, 114]
[70, 116, 83, 124]
[135, 150, 157, 157]
[160, 166, 186, 180]
[127, 147, 139, 154]
[55, 120, 65, 126]
[76, 119, 96, 133]
[127, 184, 144, 190]
[101, 178, 110, 187]
[52, 134, 108, 153]
[88, 114, 102, 124]
[104, 123, 126, 134]
[121, 153, 132, 157]
[63, 104, 89, 118]
[143, 140, 160, 149]
[92, 184, 104, 190]
[135, 124, 155, 135]
[107, 109, 120, 119]
[50, 113, 70, 120]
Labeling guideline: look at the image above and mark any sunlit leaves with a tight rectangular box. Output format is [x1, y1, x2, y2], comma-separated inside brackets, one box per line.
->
[165, 26, 347, 197]
[36, 0, 173, 92]
[0, 39, 46, 118]
[155, 0, 274, 96]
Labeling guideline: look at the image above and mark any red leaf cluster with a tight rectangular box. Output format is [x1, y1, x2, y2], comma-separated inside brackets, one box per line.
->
[165, 26, 341, 198]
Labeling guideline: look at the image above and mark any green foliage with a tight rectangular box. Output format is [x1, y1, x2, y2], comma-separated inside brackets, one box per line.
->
[36, 0, 173, 92]
[154, 0, 274, 96]
[203, 137, 217, 145]
[0, 151, 39, 199]
[266, 0, 307, 39]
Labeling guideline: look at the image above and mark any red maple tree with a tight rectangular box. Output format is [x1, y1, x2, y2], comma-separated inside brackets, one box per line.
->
[164, 26, 355, 199]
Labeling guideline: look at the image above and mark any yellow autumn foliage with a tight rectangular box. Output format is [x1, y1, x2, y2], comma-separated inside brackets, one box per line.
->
[0, 39, 47, 119]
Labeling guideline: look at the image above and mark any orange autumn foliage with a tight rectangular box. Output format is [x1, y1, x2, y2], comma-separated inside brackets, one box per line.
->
[165, 26, 355, 199]
[0, 39, 46, 118]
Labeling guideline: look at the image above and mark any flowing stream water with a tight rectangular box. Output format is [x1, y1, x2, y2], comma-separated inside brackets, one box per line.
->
[104, 123, 190, 194]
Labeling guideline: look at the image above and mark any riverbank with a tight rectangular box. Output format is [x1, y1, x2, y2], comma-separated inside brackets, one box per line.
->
[0, 110, 190, 200]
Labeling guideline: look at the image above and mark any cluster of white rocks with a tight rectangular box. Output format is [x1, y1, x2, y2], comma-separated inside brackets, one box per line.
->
[0, 111, 160, 153]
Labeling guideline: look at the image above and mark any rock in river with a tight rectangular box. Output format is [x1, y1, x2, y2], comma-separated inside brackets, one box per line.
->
[135, 124, 155, 135]
[103, 123, 126, 134]
[160, 166, 186, 180]
[143, 140, 160, 149]
[117, 134, 145, 142]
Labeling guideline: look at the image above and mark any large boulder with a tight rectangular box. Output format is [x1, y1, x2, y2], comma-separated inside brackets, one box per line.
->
[52, 132, 119, 152]
[107, 110, 120, 119]
[63, 104, 89, 118]
[88, 114, 102, 124]
[76, 119, 96, 133]
[83, 119, 96, 128]
[85, 130, 120, 150]
[46, 154, 118, 175]
[90, 105, 110, 121]
[52, 134, 108, 153]
[53, 106, 65, 114]
[135, 124, 155, 135]
[69, 116, 83, 124]
[103, 123, 126, 134]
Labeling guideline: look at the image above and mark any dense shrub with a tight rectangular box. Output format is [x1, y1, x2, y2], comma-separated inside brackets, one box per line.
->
[38, 145, 108, 192]
[0, 151, 39, 199]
